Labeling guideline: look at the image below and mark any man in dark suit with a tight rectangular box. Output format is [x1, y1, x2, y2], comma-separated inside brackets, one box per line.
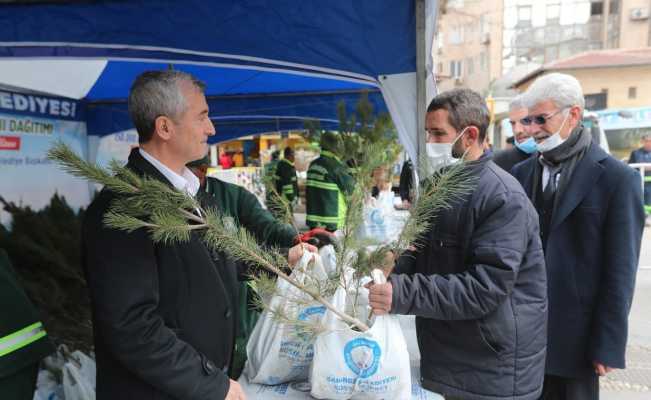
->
[83, 70, 308, 400]
[512, 73, 644, 400]
[493, 95, 536, 174]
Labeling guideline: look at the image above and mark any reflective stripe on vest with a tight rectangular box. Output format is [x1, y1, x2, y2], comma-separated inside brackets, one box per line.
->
[0, 322, 47, 357]
[306, 214, 341, 224]
[306, 180, 339, 191]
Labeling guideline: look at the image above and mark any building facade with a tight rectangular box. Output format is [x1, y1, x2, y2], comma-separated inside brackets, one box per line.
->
[435, 0, 651, 94]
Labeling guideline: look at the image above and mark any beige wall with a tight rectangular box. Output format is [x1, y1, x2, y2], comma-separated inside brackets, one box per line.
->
[435, 0, 504, 94]
[514, 65, 651, 109]
[619, 0, 651, 48]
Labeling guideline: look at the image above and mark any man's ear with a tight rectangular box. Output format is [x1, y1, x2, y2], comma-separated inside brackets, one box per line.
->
[154, 116, 173, 141]
[465, 125, 480, 145]
[570, 105, 583, 126]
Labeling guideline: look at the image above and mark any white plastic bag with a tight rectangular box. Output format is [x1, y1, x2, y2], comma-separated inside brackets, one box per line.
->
[310, 271, 411, 399]
[62, 350, 96, 400]
[244, 250, 328, 384]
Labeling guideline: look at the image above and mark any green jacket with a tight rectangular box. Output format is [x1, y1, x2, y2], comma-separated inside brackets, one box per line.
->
[203, 176, 297, 247]
[0, 249, 54, 378]
[305, 150, 355, 231]
[274, 159, 298, 203]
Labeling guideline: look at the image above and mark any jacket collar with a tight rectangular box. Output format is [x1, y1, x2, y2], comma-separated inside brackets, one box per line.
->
[137, 149, 200, 196]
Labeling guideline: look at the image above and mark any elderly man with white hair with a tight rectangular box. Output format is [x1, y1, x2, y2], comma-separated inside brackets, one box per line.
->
[511, 73, 644, 400]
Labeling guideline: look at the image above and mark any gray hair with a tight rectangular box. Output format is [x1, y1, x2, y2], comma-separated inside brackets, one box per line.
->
[427, 88, 490, 142]
[509, 94, 526, 111]
[522, 72, 585, 111]
[128, 70, 206, 143]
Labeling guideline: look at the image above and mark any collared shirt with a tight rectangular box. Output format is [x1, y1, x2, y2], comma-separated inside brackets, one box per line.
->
[540, 159, 561, 192]
[139, 148, 200, 197]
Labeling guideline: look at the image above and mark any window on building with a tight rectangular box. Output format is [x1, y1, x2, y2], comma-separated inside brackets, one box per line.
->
[467, 57, 474, 75]
[585, 92, 608, 110]
[591, 2, 603, 16]
[480, 51, 487, 71]
[547, 3, 560, 20]
[450, 60, 463, 78]
[447, 0, 464, 9]
[609, 0, 619, 14]
[544, 46, 559, 62]
[480, 14, 489, 37]
[449, 26, 464, 45]
[629, 87, 637, 99]
[517, 6, 532, 26]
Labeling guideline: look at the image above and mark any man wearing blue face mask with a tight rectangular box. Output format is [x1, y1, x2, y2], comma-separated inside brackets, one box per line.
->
[493, 95, 536, 174]
[511, 73, 644, 400]
[369, 88, 548, 400]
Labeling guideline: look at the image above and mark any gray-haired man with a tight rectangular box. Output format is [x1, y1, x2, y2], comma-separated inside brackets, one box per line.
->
[493, 95, 536, 173]
[512, 73, 644, 400]
[369, 88, 548, 400]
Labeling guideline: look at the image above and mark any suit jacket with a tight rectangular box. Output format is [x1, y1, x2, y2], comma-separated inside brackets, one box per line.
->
[82, 148, 238, 399]
[512, 143, 644, 378]
[492, 147, 531, 175]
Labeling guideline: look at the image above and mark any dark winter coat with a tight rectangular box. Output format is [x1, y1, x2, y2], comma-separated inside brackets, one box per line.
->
[512, 143, 644, 378]
[389, 155, 547, 400]
[493, 147, 531, 175]
[83, 149, 238, 400]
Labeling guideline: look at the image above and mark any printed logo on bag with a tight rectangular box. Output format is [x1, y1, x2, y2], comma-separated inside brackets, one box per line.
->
[343, 338, 381, 378]
[296, 305, 326, 339]
[298, 305, 326, 321]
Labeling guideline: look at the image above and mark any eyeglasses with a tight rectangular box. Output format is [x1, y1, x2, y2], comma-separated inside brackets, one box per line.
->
[520, 107, 568, 126]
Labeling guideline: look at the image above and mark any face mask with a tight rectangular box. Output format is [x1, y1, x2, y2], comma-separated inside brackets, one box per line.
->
[514, 137, 537, 154]
[425, 127, 468, 173]
[536, 111, 569, 153]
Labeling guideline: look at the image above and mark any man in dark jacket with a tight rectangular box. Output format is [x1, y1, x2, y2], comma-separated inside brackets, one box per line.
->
[369, 88, 547, 400]
[306, 132, 354, 231]
[83, 70, 308, 400]
[628, 134, 651, 213]
[493, 95, 536, 174]
[512, 73, 644, 400]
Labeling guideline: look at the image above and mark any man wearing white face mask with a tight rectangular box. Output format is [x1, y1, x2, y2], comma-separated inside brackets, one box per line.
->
[493, 95, 536, 174]
[511, 73, 644, 400]
[369, 88, 548, 400]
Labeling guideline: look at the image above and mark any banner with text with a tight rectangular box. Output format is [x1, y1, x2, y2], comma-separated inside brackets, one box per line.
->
[0, 90, 89, 225]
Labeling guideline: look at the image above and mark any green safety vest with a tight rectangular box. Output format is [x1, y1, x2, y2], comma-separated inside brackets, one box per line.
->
[0, 249, 54, 378]
[275, 158, 298, 203]
[305, 150, 354, 231]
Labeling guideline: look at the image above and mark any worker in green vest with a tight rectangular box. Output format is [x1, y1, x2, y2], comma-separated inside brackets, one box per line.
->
[0, 249, 54, 399]
[187, 156, 311, 377]
[274, 147, 298, 206]
[306, 132, 355, 231]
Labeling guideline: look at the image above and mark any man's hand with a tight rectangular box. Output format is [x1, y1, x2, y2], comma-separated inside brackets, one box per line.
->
[368, 282, 393, 315]
[288, 243, 318, 266]
[225, 379, 246, 400]
[592, 361, 614, 376]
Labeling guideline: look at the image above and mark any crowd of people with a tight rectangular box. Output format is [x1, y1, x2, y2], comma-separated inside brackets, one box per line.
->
[2, 69, 645, 400]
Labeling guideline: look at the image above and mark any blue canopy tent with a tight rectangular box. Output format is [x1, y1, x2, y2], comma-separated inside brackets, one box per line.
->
[0, 0, 437, 158]
[0, 0, 438, 222]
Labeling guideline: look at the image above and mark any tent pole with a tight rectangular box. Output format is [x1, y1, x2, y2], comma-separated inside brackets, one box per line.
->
[415, 0, 427, 189]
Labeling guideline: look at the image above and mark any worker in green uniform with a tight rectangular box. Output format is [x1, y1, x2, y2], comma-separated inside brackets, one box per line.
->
[187, 156, 311, 377]
[306, 132, 355, 231]
[274, 147, 299, 206]
[264, 150, 281, 215]
[0, 249, 54, 399]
